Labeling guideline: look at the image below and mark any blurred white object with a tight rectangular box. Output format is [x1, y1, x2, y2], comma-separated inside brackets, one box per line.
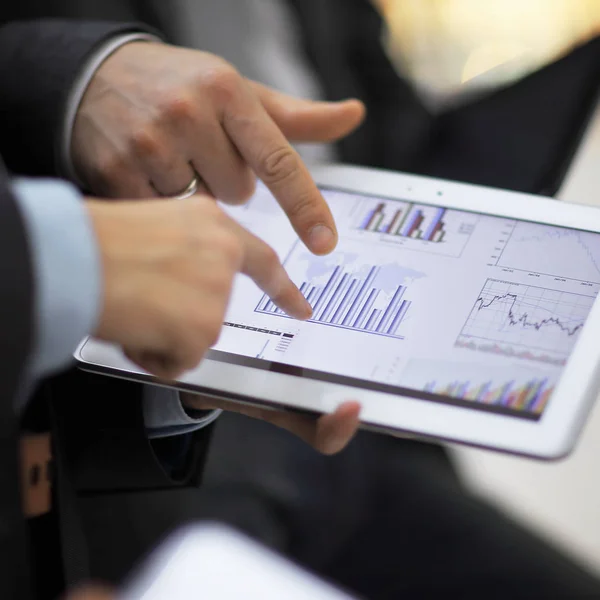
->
[379, 0, 600, 108]
[119, 524, 355, 600]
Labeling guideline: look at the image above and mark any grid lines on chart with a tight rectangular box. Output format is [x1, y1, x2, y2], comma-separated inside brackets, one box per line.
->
[495, 221, 600, 283]
[456, 278, 594, 357]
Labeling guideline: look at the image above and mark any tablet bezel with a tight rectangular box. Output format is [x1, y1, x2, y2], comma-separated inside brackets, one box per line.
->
[75, 165, 600, 459]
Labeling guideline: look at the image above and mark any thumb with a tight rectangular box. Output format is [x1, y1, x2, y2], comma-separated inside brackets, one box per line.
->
[250, 81, 366, 142]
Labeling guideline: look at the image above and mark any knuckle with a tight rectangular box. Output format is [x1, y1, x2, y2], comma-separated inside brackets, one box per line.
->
[213, 228, 244, 267]
[159, 93, 196, 123]
[259, 146, 299, 185]
[259, 245, 280, 271]
[129, 127, 160, 160]
[202, 64, 241, 104]
[93, 152, 129, 183]
[200, 268, 233, 297]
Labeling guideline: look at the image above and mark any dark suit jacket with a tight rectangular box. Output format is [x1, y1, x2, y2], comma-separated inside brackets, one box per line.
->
[0, 19, 214, 599]
[0, 165, 34, 599]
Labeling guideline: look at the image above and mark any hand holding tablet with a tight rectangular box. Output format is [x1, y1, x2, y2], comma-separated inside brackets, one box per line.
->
[180, 392, 361, 455]
[78, 165, 600, 459]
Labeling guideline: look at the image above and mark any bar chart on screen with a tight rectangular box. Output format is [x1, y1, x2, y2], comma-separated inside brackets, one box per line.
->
[349, 196, 478, 257]
[255, 242, 426, 339]
[401, 358, 556, 416]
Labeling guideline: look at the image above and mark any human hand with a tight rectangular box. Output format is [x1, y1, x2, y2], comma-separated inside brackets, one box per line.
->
[87, 195, 311, 379]
[72, 42, 365, 255]
[182, 393, 361, 455]
[64, 586, 114, 600]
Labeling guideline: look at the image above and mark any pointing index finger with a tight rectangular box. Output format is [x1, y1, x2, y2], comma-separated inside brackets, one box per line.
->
[222, 84, 338, 255]
[227, 219, 312, 320]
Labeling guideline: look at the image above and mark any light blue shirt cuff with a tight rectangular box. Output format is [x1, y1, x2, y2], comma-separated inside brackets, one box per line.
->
[143, 385, 222, 438]
[12, 178, 100, 380]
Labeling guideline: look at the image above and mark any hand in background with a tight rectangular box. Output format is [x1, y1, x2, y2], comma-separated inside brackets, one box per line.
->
[64, 586, 114, 600]
[182, 393, 361, 455]
[88, 195, 311, 380]
[72, 42, 365, 255]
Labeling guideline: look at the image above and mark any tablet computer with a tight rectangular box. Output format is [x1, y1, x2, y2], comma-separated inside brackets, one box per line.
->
[75, 164, 600, 460]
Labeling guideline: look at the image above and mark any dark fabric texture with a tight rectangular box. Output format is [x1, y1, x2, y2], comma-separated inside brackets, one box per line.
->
[288, 0, 434, 173]
[420, 36, 600, 196]
[0, 161, 35, 600]
[289, 0, 600, 196]
[0, 19, 157, 176]
[46, 370, 213, 494]
[88, 411, 600, 600]
[27, 511, 64, 600]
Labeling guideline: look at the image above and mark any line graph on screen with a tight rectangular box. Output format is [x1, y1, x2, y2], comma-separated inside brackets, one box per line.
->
[495, 221, 600, 282]
[455, 279, 595, 364]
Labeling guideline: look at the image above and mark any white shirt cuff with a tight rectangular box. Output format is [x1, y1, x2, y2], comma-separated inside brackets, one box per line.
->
[60, 32, 162, 185]
[143, 385, 222, 438]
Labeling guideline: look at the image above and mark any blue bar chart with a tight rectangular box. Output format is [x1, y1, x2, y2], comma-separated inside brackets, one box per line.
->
[256, 262, 411, 339]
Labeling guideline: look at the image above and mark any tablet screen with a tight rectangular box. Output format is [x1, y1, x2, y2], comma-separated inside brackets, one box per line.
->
[210, 183, 600, 421]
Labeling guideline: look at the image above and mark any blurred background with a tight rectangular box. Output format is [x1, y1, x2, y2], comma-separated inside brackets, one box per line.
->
[377, 0, 600, 107]
[368, 0, 600, 578]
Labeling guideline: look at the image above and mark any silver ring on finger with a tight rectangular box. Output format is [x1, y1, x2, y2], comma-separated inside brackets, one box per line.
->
[173, 175, 200, 199]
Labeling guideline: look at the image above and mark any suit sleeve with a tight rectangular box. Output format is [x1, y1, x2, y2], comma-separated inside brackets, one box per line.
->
[0, 19, 158, 176]
[0, 161, 35, 600]
[0, 163, 34, 409]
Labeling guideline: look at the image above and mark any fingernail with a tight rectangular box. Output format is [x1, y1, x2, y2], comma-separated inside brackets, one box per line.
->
[308, 224, 336, 254]
[287, 297, 312, 321]
[300, 298, 313, 320]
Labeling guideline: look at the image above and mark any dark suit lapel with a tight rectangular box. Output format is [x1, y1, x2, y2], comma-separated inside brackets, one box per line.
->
[286, 0, 433, 170]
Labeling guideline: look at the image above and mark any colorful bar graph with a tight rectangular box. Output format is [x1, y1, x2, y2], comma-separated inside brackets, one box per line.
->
[401, 211, 421, 238]
[423, 377, 553, 414]
[356, 201, 447, 243]
[424, 207, 446, 241]
[408, 212, 425, 238]
[386, 209, 404, 233]
[255, 263, 411, 339]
